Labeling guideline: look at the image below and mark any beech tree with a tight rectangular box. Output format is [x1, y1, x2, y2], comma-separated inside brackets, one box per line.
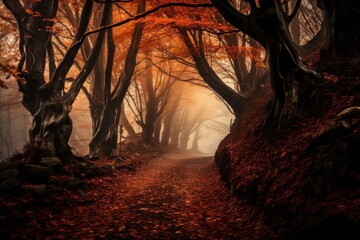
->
[126, 56, 176, 145]
[2, 0, 109, 158]
[210, 0, 318, 128]
[317, 0, 360, 57]
[2, 0, 211, 158]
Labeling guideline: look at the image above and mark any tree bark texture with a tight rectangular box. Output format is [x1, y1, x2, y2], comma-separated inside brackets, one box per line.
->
[318, 0, 360, 57]
[89, 0, 145, 157]
[211, 0, 318, 128]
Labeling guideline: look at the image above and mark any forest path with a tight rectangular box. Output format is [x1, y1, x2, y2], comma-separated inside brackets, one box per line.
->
[45, 153, 270, 239]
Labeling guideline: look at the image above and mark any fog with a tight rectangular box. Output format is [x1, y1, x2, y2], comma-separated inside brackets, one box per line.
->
[0, 73, 232, 160]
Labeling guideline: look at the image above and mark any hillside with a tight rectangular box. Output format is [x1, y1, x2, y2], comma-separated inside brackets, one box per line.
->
[215, 55, 360, 239]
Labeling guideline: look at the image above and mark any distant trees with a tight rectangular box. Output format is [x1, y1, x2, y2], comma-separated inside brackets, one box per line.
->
[2, 0, 356, 158]
[1, 0, 215, 158]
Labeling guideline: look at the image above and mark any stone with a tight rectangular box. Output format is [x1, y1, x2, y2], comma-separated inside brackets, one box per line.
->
[77, 188, 85, 197]
[76, 163, 102, 177]
[101, 165, 115, 175]
[0, 178, 22, 193]
[0, 163, 17, 172]
[32, 184, 47, 197]
[115, 164, 135, 171]
[40, 157, 62, 167]
[0, 169, 18, 180]
[66, 178, 84, 189]
[310, 107, 360, 195]
[20, 164, 52, 181]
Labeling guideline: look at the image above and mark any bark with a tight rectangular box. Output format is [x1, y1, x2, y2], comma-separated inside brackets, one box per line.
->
[288, 0, 301, 45]
[89, 0, 145, 157]
[3, 0, 58, 114]
[179, 29, 246, 118]
[161, 96, 180, 146]
[318, 0, 360, 57]
[30, 0, 109, 158]
[120, 104, 136, 137]
[142, 58, 157, 144]
[211, 0, 318, 128]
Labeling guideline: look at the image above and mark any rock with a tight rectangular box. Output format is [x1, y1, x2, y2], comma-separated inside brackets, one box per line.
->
[312, 107, 360, 146]
[20, 164, 52, 181]
[40, 157, 62, 167]
[66, 178, 84, 189]
[32, 184, 47, 197]
[76, 163, 102, 177]
[115, 164, 135, 171]
[114, 156, 125, 162]
[0, 178, 22, 193]
[311, 107, 360, 195]
[0, 163, 17, 172]
[101, 165, 115, 175]
[0, 169, 18, 180]
[77, 188, 85, 197]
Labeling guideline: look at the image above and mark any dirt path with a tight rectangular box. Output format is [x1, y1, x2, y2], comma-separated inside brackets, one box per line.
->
[39, 154, 271, 239]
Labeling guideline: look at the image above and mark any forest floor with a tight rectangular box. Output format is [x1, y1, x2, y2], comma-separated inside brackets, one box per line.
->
[1, 152, 273, 239]
[216, 55, 360, 239]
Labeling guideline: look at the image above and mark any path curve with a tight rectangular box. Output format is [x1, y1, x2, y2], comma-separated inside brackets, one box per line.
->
[44, 154, 271, 239]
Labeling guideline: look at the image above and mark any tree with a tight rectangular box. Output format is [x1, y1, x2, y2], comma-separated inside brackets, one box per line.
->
[2, 0, 110, 158]
[210, 0, 318, 128]
[126, 55, 176, 145]
[317, 0, 360, 57]
[88, 0, 145, 157]
[2, 0, 213, 158]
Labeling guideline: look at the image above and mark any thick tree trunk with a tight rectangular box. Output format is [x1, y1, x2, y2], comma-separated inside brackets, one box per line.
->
[29, 0, 107, 158]
[153, 119, 162, 144]
[211, 0, 318, 129]
[141, 57, 157, 144]
[3, 0, 58, 114]
[29, 89, 73, 157]
[318, 0, 360, 57]
[142, 124, 154, 145]
[89, 0, 145, 157]
[89, 103, 120, 158]
[260, 3, 318, 128]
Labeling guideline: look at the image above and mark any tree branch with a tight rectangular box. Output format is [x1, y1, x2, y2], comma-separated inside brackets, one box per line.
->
[287, 0, 302, 23]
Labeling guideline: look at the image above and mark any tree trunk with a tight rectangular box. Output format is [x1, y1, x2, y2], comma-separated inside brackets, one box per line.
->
[179, 30, 246, 119]
[260, 2, 318, 128]
[153, 119, 162, 144]
[191, 128, 200, 152]
[170, 115, 181, 148]
[30, 0, 107, 158]
[89, 0, 145, 157]
[211, 0, 318, 129]
[120, 104, 136, 137]
[3, 0, 58, 114]
[89, 103, 120, 158]
[141, 57, 157, 144]
[161, 96, 180, 146]
[318, 0, 360, 57]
